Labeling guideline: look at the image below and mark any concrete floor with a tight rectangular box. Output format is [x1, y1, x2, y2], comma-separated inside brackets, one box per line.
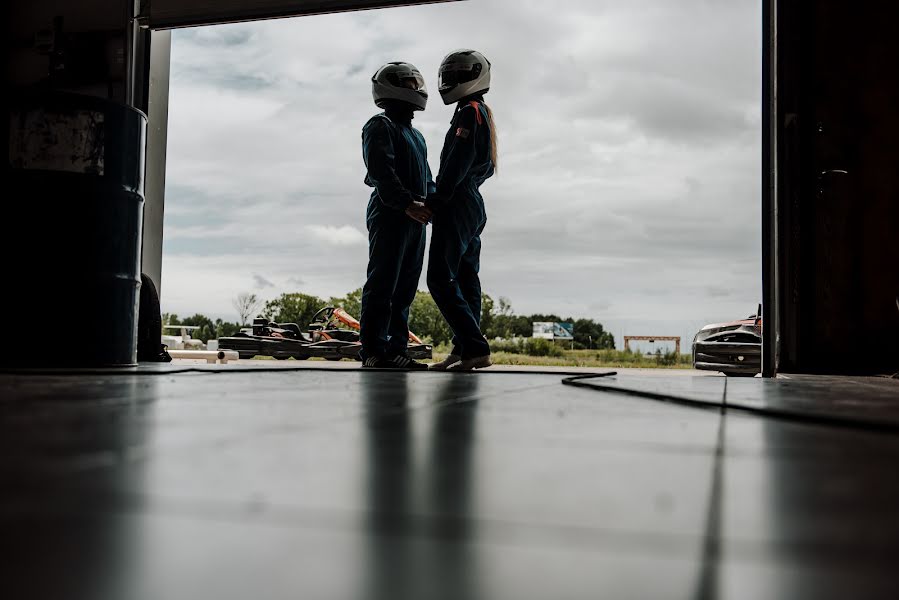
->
[1, 365, 898, 599]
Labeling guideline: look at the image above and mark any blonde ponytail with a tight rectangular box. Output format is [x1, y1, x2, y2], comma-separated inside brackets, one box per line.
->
[484, 103, 498, 173]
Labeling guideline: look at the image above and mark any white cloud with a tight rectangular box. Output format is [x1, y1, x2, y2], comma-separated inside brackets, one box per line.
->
[304, 225, 367, 246]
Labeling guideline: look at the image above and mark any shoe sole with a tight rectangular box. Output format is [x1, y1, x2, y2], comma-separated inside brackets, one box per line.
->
[361, 365, 427, 370]
[447, 357, 492, 371]
[363, 354, 429, 370]
[428, 356, 461, 371]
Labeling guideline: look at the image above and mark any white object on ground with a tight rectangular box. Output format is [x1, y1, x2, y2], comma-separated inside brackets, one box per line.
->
[167, 349, 239, 364]
[161, 326, 206, 350]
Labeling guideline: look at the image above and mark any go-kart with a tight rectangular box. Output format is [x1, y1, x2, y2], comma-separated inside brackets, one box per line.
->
[218, 307, 432, 362]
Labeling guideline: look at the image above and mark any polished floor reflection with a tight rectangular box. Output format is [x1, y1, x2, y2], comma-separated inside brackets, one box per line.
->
[1, 369, 897, 599]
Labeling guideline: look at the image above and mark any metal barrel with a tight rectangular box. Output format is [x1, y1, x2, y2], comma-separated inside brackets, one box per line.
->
[4, 91, 147, 367]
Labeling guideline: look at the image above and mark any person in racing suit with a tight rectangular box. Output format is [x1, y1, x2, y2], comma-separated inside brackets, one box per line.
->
[359, 61, 434, 370]
[425, 49, 497, 372]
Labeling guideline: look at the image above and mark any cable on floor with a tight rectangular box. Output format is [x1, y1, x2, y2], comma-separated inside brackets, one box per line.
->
[560, 373, 899, 434]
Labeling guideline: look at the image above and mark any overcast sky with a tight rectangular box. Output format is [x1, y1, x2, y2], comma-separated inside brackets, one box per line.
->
[162, 0, 762, 348]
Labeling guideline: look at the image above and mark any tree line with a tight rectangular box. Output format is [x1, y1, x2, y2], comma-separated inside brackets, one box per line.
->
[165, 289, 616, 349]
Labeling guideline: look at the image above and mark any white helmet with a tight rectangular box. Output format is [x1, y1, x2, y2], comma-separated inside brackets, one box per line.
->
[371, 62, 428, 111]
[438, 49, 491, 105]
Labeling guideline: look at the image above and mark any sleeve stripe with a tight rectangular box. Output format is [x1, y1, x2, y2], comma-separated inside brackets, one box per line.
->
[467, 101, 484, 125]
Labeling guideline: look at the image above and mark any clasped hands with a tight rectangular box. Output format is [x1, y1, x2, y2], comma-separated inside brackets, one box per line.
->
[405, 199, 433, 225]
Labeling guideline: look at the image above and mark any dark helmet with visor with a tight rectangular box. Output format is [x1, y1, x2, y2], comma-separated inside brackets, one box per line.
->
[372, 62, 428, 111]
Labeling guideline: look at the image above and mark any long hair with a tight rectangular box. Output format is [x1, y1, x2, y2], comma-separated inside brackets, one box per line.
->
[483, 103, 498, 173]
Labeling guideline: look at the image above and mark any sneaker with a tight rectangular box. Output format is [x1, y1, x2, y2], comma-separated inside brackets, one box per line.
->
[362, 353, 428, 370]
[428, 353, 461, 371]
[392, 353, 429, 370]
[446, 355, 492, 371]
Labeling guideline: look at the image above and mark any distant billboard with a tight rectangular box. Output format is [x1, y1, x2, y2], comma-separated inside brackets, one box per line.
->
[532, 322, 574, 340]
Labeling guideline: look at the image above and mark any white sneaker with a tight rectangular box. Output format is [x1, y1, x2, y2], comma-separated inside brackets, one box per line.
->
[446, 355, 492, 371]
[429, 354, 461, 371]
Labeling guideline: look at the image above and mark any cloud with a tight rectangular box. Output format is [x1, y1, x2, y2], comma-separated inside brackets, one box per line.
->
[253, 273, 275, 289]
[346, 63, 366, 77]
[304, 225, 367, 246]
[706, 286, 733, 299]
[162, 0, 762, 327]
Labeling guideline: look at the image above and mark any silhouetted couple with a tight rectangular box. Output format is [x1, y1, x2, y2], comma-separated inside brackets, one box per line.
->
[359, 50, 497, 371]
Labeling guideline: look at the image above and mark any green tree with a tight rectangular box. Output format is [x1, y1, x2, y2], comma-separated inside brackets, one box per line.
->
[480, 293, 495, 338]
[409, 290, 452, 345]
[490, 296, 528, 339]
[568, 317, 616, 349]
[508, 315, 533, 338]
[263, 292, 326, 327]
[164, 313, 242, 341]
[496, 297, 514, 318]
[215, 319, 242, 338]
[179, 313, 217, 343]
[529, 313, 563, 323]
[482, 296, 511, 339]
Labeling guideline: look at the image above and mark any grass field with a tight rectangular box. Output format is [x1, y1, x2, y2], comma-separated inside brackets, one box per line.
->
[432, 348, 693, 369]
[250, 346, 693, 369]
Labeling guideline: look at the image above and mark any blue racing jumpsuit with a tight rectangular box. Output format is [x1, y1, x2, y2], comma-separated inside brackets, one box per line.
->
[360, 110, 435, 359]
[426, 97, 495, 358]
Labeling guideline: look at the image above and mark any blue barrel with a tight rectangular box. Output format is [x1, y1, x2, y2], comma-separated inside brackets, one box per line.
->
[4, 92, 147, 367]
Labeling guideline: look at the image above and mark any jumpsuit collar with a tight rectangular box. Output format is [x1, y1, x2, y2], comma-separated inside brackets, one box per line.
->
[384, 106, 414, 125]
[456, 93, 485, 108]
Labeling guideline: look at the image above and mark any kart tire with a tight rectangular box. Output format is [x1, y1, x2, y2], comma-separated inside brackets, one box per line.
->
[325, 357, 343, 362]
[295, 355, 310, 360]
[274, 356, 289, 360]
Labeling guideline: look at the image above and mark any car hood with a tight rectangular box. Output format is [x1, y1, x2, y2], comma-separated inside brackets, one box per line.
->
[694, 318, 761, 343]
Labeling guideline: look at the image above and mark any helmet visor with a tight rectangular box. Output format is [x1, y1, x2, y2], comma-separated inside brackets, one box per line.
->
[386, 72, 427, 92]
[439, 63, 482, 91]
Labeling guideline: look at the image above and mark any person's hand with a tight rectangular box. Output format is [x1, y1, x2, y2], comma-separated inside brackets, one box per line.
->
[405, 201, 432, 225]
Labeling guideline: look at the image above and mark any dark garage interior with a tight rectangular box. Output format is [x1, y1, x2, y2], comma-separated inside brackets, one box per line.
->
[3, 1, 898, 599]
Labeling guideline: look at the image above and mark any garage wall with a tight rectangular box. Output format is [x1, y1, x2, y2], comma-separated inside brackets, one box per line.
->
[8, 0, 130, 100]
[775, 0, 899, 374]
